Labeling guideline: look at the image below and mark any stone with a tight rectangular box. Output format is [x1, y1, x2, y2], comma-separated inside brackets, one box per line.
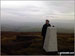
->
[43, 27, 58, 52]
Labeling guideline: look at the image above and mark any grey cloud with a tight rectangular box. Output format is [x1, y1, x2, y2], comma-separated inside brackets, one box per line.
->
[1, 1, 74, 33]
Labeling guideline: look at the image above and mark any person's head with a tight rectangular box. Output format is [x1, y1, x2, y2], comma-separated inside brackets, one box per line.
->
[46, 20, 49, 24]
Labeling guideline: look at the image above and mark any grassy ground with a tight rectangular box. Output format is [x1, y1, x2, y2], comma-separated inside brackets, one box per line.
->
[1, 32, 74, 55]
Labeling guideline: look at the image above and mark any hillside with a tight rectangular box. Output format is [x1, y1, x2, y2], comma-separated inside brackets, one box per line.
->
[1, 32, 74, 55]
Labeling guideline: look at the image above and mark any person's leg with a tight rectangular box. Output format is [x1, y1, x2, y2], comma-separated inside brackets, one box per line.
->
[42, 36, 45, 48]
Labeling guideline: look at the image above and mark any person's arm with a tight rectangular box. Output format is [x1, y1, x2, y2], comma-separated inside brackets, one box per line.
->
[49, 24, 51, 27]
[41, 25, 45, 36]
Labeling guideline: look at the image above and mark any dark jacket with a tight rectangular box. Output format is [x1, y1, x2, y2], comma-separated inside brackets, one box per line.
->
[41, 24, 51, 37]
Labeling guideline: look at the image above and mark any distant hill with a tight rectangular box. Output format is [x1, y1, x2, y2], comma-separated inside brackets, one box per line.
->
[1, 22, 74, 33]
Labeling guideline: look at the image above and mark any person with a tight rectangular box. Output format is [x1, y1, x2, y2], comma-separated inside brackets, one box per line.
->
[41, 20, 51, 47]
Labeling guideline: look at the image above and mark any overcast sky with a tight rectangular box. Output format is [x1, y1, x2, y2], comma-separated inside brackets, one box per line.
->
[1, 1, 74, 33]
